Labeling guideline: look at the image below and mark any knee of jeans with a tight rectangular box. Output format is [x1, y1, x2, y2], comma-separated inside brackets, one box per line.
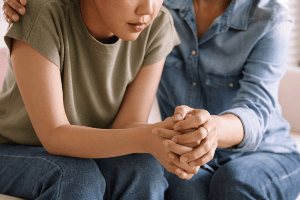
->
[130, 154, 165, 178]
[51, 157, 103, 183]
[209, 163, 264, 199]
[33, 157, 105, 198]
[98, 153, 165, 181]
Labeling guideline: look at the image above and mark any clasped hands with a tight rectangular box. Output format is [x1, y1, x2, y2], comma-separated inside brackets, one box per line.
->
[153, 105, 218, 180]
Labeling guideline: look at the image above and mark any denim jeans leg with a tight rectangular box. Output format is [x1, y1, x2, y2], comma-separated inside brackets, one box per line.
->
[94, 153, 168, 200]
[164, 167, 213, 200]
[0, 144, 106, 200]
[209, 152, 300, 200]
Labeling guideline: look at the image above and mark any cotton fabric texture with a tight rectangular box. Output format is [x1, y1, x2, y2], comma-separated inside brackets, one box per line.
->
[0, 0, 180, 145]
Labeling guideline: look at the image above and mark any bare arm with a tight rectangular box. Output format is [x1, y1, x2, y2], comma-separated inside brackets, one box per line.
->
[112, 59, 165, 129]
[10, 39, 167, 158]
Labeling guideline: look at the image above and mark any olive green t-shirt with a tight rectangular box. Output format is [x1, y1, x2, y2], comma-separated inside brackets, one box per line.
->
[0, 0, 180, 145]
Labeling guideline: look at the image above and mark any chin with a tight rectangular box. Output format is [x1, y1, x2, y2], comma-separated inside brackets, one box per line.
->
[120, 33, 141, 42]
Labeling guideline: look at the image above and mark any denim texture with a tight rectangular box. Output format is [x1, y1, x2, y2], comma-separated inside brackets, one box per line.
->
[165, 151, 300, 200]
[158, 0, 299, 153]
[0, 144, 168, 200]
[159, 0, 300, 199]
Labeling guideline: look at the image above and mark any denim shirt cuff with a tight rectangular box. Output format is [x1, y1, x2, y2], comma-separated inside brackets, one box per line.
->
[219, 108, 261, 152]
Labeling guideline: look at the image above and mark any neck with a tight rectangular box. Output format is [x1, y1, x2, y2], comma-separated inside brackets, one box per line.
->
[193, 0, 231, 10]
[79, 0, 114, 41]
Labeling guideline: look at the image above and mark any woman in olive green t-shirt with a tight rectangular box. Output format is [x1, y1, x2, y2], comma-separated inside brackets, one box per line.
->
[0, 0, 201, 199]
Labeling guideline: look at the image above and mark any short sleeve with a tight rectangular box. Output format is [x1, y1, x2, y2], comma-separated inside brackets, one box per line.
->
[141, 6, 181, 67]
[4, 0, 63, 68]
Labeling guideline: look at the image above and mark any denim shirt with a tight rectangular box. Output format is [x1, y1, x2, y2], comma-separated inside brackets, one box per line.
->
[158, 0, 299, 153]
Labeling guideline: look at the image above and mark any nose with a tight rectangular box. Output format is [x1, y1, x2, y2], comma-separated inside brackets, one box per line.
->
[136, 0, 154, 16]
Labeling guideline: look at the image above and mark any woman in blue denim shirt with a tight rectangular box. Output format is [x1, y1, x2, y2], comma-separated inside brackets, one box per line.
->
[154, 0, 300, 199]
[4, 0, 300, 199]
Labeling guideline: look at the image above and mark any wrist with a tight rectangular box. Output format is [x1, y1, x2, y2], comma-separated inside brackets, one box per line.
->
[129, 123, 157, 154]
[211, 114, 244, 148]
[134, 121, 171, 154]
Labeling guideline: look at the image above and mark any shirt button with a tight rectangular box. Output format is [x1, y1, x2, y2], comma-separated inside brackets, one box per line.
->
[192, 82, 197, 86]
[191, 50, 196, 56]
[191, 18, 195, 22]
[229, 83, 234, 88]
[181, 10, 186, 14]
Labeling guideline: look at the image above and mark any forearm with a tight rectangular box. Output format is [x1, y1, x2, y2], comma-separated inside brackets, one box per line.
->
[42, 121, 167, 159]
[112, 121, 149, 129]
[212, 114, 244, 148]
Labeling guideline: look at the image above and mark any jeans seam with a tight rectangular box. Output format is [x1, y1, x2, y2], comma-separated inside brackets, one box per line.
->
[104, 176, 122, 197]
[0, 154, 64, 199]
[33, 167, 63, 199]
[262, 166, 300, 199]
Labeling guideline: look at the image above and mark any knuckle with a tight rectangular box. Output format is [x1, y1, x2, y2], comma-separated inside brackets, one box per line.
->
[211, 123, 217, 132]
[196, 129, 205, 139]
[190, 153, 198, 161]
[212, 120, 217, 127]
[195, 115, 203, 125]
[192, 140, 201, 146]
[201, 109, 210, 117]
[202, 143, 210, 153]
[175, 106, 184, 113]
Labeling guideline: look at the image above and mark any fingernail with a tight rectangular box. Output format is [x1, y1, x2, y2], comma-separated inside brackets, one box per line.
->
[175, 169, 181, 174]
[171, 137, 178, 143]
[174, 124, 180, 131]
[180, 156, 188, 162]
[163, 140, 169, 147]
[189, 161, 196, 166]
[174, 114, 183, 121]
[152, 129, 158, 134]
[169, 153, 175, 160]
[19, 8, 24, 14]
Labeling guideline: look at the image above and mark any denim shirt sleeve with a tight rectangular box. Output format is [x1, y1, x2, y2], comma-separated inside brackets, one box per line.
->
[220, 14, 293, 151]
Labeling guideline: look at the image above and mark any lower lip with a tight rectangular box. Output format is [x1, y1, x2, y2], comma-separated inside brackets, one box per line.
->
[130, 24, 145, 32]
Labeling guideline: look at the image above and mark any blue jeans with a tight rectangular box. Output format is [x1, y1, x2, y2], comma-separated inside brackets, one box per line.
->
[0, 144, 168, 200]
[165, 149, 300, 200]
